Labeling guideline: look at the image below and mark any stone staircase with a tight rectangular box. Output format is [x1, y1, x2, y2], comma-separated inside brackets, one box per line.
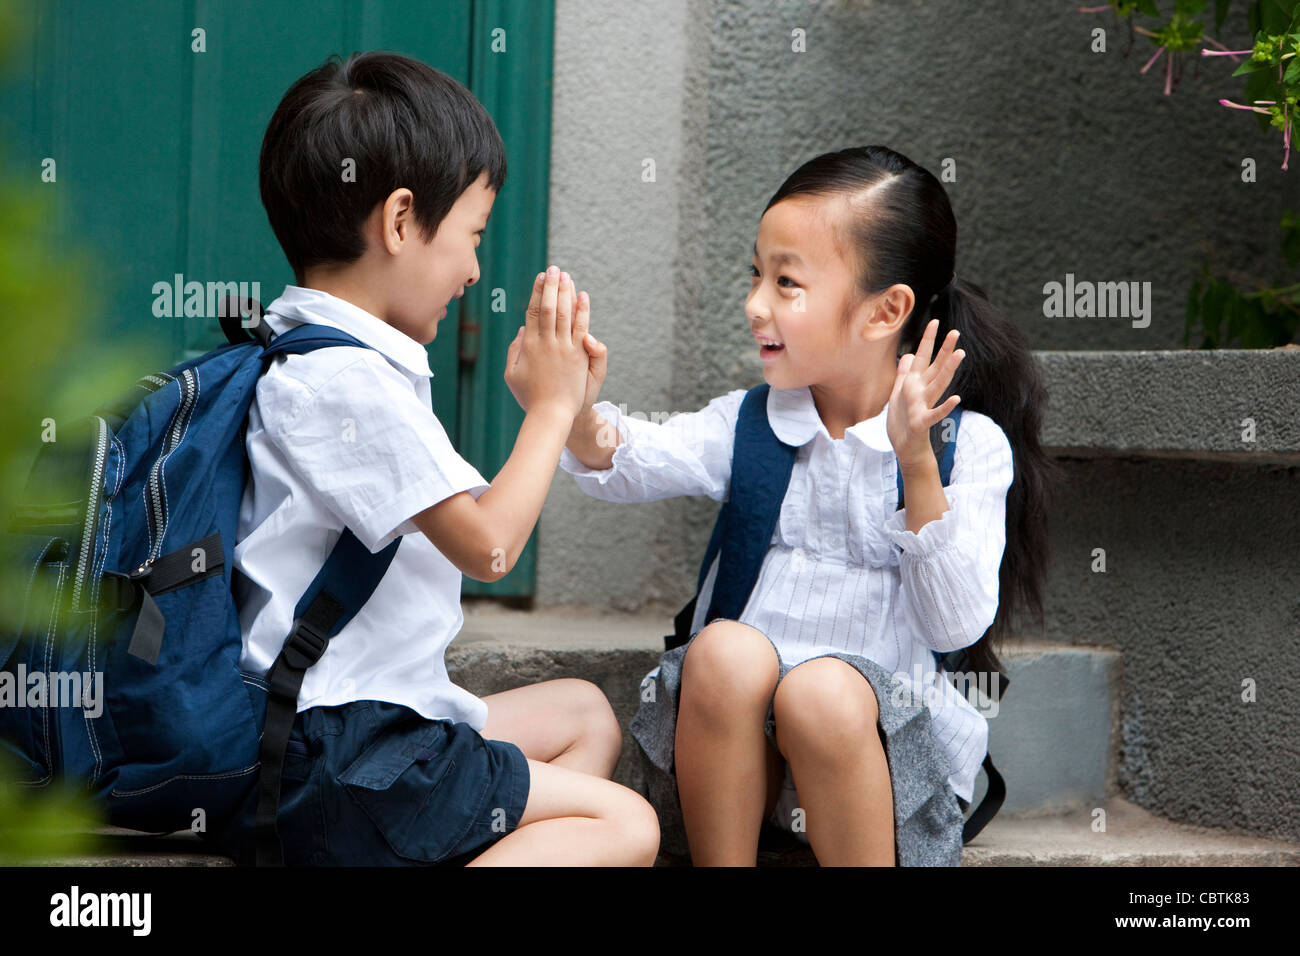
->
[32, 604, 1300, 866]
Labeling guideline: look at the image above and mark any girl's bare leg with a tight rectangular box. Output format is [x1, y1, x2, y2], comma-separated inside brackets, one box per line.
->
[466, 758, 660, 866]
[480, 678, 623, 778]
[674, 620, 783, 865]
[771, 657, 895, 866]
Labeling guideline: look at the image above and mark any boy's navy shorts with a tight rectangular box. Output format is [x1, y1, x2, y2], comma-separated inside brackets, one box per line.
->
[252, 699, 530, 866]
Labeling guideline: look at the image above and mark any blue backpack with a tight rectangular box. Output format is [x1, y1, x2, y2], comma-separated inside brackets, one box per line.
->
[665, 383, 1008, 843]
[0, 303, 399, 866]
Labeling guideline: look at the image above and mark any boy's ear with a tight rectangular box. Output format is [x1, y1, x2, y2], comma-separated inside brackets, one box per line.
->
[380, 187, 416, 255]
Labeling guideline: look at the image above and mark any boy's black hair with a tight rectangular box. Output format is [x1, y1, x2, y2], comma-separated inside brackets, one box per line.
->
[259, 51, 507, 283]
[763, 146, 1066, 679]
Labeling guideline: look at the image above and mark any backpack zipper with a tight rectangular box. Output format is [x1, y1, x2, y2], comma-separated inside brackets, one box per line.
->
[145, 367, 199, 562]
[70, 416, 109, 610]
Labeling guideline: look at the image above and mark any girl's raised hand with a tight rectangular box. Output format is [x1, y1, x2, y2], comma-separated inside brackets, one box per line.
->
[886, 318, 964, 469]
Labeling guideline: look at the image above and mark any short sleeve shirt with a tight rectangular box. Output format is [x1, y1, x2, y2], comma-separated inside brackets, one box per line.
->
[233, 286, 490, 726]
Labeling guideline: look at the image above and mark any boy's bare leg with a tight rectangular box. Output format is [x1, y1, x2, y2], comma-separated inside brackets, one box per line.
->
[466, 758, 660, 866]
[771, 657, 896, 866]
[481, 678, 622, 778]
[673, 620, 783, 865]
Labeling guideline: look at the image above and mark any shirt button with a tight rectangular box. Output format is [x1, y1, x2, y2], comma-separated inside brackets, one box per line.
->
[791, 547, 808, 573]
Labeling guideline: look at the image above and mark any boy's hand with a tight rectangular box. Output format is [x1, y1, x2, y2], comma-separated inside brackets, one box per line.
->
[505, 266, 589, 419]
[549, 268, 607, 409]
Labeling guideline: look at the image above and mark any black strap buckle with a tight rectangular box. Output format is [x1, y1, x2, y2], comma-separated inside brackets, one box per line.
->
[99, 570, 144, 613]
[281, 618, 329, 670]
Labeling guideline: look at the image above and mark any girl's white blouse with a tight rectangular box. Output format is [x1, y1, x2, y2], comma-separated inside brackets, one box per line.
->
[558, 385, 1015, 802]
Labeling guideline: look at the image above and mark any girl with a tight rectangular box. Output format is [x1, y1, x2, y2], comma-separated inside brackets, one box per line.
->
[558, 146, 1061, 866]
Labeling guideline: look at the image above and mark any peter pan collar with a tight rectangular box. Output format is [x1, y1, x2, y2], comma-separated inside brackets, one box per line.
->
[766, 385, 894, 452]
[264, 285, 435, 380]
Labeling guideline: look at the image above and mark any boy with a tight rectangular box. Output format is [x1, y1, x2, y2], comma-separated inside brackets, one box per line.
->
[226, 51, 658, 866]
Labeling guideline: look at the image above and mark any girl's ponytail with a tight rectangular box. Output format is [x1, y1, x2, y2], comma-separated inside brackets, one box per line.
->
[911, 275, 1065, 678]
[765, 146, 1066, 679]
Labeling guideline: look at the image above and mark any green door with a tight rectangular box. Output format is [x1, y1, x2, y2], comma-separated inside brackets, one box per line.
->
[0, 0, 553, 597]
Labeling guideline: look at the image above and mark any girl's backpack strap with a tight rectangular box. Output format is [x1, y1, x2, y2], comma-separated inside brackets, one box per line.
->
[895, 405, 963, 510]
[666, 384, 795, 649]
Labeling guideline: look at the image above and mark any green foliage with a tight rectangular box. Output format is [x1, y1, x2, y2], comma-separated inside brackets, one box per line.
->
[0, 0, 148, 863]
[1087, 1, 1300, 348]
[1185, 212, 1300, 346]
[0, 752, 100, 864]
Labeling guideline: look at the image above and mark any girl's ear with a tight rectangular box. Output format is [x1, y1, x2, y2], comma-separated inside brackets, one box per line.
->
[852, 284, 911, 345]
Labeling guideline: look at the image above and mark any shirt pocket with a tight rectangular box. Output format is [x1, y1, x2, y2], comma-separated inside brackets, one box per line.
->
[336, 720, 462, 863]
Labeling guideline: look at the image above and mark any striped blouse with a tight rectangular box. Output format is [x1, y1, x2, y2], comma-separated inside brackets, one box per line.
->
[557, 384, 1015, 802]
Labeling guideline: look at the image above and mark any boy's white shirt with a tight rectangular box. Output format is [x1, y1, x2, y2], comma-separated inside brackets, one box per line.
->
[558, 387, 1015, 803]
[234, 285, 490, 728]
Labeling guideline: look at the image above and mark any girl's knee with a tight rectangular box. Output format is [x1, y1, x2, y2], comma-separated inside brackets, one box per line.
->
[680, 620, 780, 713]
[773, 658, 880, 755]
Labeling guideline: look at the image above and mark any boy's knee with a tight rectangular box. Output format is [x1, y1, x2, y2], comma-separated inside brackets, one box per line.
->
[560, 678, 622, 750]
[619, 790, 662, 865]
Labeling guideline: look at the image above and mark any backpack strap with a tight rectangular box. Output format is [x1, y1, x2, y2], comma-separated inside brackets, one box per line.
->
[245, 320, 405, 866]
[895, 405, 963, 511]
[261, 321, 371, 358]
[251, 528, 401, 866]
[666, 384, 794, 650]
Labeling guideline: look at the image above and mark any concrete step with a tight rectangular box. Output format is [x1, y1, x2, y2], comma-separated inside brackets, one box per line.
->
[662, 796, 1300, 866]
[25, 607, 1296, 866]
[450, 605, 1120, 816]
[31, 796, 1300, 866]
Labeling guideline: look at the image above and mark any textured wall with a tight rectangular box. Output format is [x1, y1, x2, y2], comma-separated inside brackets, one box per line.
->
[536, 0, 1300, 838]
[1047, 455, 1300, 841]
[541, 0, 1298, 609]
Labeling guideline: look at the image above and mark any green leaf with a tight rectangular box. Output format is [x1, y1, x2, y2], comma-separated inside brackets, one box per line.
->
[1184, 274, 1203, 347]
[1241, 299, 1271, 348]
[1176, 0, 1207, 17]
[1214, 0, 1230, 34]
[1137, 0, 1161, 17]
[1232, 57, 1273, 76]
[1281, 212, 1300, 269]
[1256, 0, 1294, 33]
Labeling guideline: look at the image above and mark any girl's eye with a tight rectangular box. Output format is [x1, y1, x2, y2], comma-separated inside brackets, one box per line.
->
[749, 264, 796, 288]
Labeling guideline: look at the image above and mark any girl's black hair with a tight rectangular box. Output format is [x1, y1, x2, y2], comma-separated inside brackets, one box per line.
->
[763, 145, 1063, 678]
[259, 51, 507, 284]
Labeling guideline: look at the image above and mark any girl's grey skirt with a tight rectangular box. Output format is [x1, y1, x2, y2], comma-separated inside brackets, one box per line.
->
[629, 628, 967, 866]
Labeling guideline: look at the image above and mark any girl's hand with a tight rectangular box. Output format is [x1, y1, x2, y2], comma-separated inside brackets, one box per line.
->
[887, 318, 964, 470]
[504, 267, 590, 419]
[550, 270, 607, 409]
